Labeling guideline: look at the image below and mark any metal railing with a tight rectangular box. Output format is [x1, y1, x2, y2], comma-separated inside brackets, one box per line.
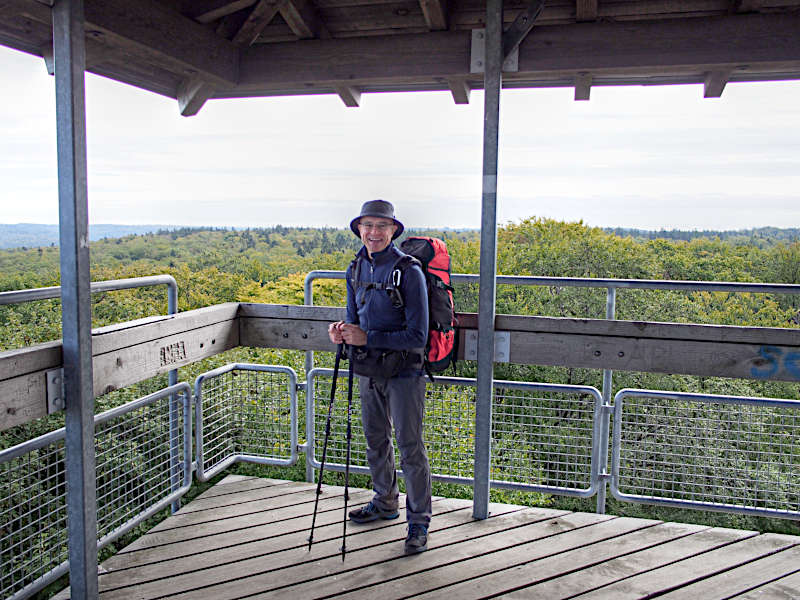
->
[611, 389, 800, 520]
[2, 359, 799, 600]
[304, 269, 800, 511]
[306, 369, 603, 497]
[194, 364, 299, 482]
[0, 274, 178, 314]
[0, 383, 192, 600]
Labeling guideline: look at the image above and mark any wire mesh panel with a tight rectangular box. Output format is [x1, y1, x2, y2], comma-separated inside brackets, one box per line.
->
[195, 364, 298, 482]
[0, 383, 191, 600]
[492, 383, 600, 496]
[307, 369, 600, 496]
[612, 389, 800, 519]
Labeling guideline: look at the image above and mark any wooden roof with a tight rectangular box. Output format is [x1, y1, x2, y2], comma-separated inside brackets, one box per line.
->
[1, 0, 799, 114]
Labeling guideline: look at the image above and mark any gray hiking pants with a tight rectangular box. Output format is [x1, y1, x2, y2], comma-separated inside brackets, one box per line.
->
[359, 375, 432, 526]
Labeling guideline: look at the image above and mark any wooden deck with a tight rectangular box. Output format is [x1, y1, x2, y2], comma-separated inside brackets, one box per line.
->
[53, 475, 800, 600]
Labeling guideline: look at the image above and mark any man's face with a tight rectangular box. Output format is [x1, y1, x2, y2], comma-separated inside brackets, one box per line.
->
[358, 217, 397, 257]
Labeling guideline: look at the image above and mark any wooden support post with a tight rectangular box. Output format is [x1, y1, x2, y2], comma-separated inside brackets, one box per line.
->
[704, 70, 730, 98]
[53, 0, 97, 596]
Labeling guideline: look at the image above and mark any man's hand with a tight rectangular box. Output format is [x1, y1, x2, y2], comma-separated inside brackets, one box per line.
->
[339, 323, 367, 346]
[328, 321, 345, 344]
[329, 321, 367, 346]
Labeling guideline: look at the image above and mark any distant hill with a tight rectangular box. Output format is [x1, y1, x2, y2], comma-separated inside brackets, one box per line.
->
[604, 226, 800, 246]
[0, 224, 181, 249]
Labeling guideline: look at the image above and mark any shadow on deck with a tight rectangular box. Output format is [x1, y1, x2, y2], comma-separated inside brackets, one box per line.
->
[52, 476, 800, 600]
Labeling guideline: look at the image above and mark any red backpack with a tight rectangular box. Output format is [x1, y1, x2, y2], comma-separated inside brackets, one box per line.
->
[398, 236, 458, 377]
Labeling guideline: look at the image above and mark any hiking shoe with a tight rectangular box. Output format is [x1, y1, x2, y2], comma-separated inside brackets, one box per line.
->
[404, 523, 428, 554]
[348, 501, 399, 524]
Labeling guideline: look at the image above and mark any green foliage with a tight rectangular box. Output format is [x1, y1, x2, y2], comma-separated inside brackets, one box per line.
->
[2, 218, 800, 600]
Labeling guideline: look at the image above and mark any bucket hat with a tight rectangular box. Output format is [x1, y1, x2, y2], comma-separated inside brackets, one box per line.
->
[350, 199, 404, 239]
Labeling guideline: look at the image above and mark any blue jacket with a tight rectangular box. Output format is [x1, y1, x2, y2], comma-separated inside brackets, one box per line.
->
[346, 243, 428, 357]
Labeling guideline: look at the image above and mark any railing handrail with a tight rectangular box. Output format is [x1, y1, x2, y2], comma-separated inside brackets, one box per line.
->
[304, 269, 800, 303]
[0, 275, 179, 315]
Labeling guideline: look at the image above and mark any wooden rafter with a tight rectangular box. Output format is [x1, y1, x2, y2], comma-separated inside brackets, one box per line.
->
[231, 0, 282, 46]
[178, 77, 215, 115]
[418, 0, 447, 30]
[236, 14, 800, 92]
[188, 0, 257, 24]
[280, 0, 331, 39]
[334, 84, 361, 107]
[704, 70, 730, 97]
[447, 76, 470, 104]
[574, 72, 591, 100]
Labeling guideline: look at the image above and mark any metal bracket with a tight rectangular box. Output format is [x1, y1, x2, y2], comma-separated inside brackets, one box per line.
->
[502, 0, 544, 61]
[46, 368, 65, 414]
[463, 330, 511, 362]
[470, 29, 518, 73]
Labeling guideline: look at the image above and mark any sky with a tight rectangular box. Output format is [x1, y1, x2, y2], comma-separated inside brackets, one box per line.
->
[2, 45, 800, 232]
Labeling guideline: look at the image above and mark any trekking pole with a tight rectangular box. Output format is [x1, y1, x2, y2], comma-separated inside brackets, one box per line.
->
[341, 349, 355, 561]
[308, 342, 343, 551]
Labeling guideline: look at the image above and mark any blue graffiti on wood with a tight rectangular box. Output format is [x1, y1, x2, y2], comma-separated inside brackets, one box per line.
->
[751, 345, 800, 380]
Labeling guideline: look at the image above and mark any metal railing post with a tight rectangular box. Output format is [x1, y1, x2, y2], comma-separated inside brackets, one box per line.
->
[473, 0, 503, 521]
[596, 286, 617, 513]
[303, 272, 316, 482]
[53, 0, 98, 596]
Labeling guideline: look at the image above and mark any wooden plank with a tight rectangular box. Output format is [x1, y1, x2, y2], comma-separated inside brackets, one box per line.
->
[419, 0, 447, 30]
[572, 533, 800, 599]
[247, 515, 652, 600]
[349, 521, 707, 599]
[0, 304, 238, 430]
[92, 318, 239, 395]
[232, 0, 282, 46]
[377, 521, 718, 599]
[0, 370, 49, 429]
[504, 329, 800, 382]
[731, 569, 800, 599]
[481, 526, 760, 598]
[656, 541, 800, 599]
[83, 0, 240, 86]
[99, 497, 503, 600]
[96, 490, 379, 589]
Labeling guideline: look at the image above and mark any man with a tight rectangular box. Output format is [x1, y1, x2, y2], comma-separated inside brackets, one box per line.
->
[328, 199, 432, 555]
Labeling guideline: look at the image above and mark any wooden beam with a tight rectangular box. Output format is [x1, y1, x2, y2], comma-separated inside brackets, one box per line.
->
[188, 0, 257, 24]
[237, 14, 800, 92]
[733, 0, 761, 12]
[178, 77, 215, 116]
[0, 304, 239, 431]
[704, 69, 730, 97]
[447, 76, 471, 104]
[334, 84, 361, 106]
[418, 0, 447, 30]
[575, 71, 591, 100]
[4, 302, 800, 430]
[280, 0, 331, 39]
[575, 0, 597, 22]
[82, 0, 239, 86]
[232, 0, 282, 46]
[40, 40, 54, 74]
